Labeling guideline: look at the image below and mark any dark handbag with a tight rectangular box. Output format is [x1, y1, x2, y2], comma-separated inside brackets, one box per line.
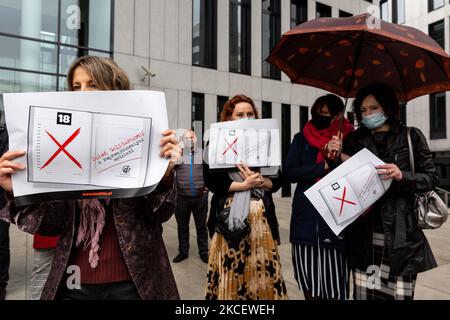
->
[215, 206, 250, 247]
[407, 128, 448, 229]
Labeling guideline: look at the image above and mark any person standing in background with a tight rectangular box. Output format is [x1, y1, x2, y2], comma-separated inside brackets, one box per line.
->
[28, 234, 59, 300]
[173, 129, 209, 263]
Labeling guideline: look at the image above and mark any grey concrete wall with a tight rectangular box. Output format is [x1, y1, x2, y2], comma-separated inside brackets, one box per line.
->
[112, 0, 449, 180]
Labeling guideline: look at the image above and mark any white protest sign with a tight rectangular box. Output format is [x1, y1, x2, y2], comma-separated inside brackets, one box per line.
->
[4, 90, 169, 206]
[208, 119, 281, 172]
[305, 148, 392, 236]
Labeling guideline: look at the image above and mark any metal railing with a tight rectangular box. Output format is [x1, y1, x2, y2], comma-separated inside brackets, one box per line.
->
[436, 187, 450, 208]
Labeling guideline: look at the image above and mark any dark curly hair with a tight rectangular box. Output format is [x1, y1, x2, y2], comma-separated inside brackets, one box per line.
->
[311, 94, 345, 119]
[353, 83, 399, 123]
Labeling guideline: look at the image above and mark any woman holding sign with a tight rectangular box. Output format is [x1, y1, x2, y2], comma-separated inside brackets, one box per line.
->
[204, 94, 288, 300]
[327, 83, 438, 300]
[0, 56, 181, 300]
[285, 94, 354, 300]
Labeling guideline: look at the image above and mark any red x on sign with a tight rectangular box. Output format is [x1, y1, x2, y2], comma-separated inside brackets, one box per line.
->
[40, 128, 82, 170]
[333, 186, 357, 216]
[222, 137, 239, 156]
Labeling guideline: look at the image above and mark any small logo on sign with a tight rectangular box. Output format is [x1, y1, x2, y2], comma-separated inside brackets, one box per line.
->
[122, 165, 131, 174]
[332, 183, 340, 191]
[57, 112, 72, 125]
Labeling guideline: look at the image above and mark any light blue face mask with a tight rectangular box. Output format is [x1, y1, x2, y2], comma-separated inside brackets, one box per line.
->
[362, 112, 387, 130]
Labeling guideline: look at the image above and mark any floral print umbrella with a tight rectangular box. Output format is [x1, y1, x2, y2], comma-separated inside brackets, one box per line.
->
[267, 13, 450, 102]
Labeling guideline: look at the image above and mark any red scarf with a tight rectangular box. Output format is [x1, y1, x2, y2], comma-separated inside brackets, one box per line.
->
[303, 117, 354, 164]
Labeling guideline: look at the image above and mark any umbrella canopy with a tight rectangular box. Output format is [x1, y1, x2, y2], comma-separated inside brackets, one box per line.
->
[267, 13, 450, 102]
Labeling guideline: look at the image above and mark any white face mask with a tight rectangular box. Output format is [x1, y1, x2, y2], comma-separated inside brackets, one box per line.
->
[362, 112, 387, 130]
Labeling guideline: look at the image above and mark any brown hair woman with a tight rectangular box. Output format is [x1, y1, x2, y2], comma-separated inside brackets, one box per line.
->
[204, 94, 288, 300]
[0, 56, 181, 300]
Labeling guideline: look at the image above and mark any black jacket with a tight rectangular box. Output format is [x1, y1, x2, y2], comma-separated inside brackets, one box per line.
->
[0, 127, 8, 209]
[284, 131, 345, 249]
[342, 118, 438, 276]
[204, 163, 282, 243]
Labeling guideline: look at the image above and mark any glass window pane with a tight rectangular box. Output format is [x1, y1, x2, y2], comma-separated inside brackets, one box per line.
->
[60, 0, 112, 51]
[230, 0, 251, 74]
[192, 0, 217, 68]
[429, 20, 445, 49]
[0, 0, 58, 40]
[430, 92, 447, 139]
[381, 0, 391, 22]
[0, 70, 56, 126]
[429, 0, 445, 12]
[0, 35, 57, 73]
[262, 0, 281, 80]
[281, 104, 291, 197]
[217, 95, 228, 121]
[59, 46, 110, 75]
[58, 76, 68, 91]
[339, 10, 353, 18]
[397, 0, 405, 24]
[300, 106, 308, 130]
[262, 101, 272, 119]
[316, 2, 331, 18]
[291, 0, 307, 28]
[0, 69, 56, 92]
[192, 93, 205, 137]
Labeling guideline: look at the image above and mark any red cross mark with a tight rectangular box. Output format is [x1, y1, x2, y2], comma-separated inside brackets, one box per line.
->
[333, 186, 357, 216]
[40, 128, 82, 170]
[222, 137, 239, 156]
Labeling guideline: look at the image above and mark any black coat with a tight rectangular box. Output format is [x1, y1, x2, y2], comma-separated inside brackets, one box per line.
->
[0, 127, 8, 209]
[284, 132, 345, 249]
[342, 118, 438, 276]
[204, 163, 282, 243]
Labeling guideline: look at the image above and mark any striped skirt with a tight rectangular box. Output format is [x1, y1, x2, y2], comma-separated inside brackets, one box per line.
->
[292, 244, 350, 300]
[352, 232, 417, 300]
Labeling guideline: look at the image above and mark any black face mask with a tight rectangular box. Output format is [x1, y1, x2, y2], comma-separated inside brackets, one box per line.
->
[312, 115, 332, 130]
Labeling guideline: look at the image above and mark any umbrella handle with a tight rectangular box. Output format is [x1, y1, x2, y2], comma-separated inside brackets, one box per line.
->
[338, 95, 350, 133]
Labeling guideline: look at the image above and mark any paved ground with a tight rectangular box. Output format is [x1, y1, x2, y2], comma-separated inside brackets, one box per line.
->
[4, 197, 450, 300]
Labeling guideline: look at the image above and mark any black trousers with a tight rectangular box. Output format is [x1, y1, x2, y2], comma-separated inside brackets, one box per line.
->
[0, 220, 9, 289]
[58, 280, 141, 300]
[175, 194, 209, 256]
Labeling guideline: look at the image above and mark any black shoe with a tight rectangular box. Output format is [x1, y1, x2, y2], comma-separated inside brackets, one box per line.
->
[200, 254, 209, 263]
[0, 287, 6, 300]
[173, 253, 188, 263]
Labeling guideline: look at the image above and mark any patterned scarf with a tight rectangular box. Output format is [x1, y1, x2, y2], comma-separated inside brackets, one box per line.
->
[303, 117, 354, 164]
[75, 199, 110, 269]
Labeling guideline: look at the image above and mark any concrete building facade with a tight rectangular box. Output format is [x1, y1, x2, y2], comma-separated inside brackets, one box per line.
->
[0, 0, 449, 192]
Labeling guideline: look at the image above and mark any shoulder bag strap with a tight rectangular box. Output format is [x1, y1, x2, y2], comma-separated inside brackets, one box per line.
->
[406, 127, 415, 174]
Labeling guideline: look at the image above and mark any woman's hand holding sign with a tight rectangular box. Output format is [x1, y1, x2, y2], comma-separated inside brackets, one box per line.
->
[0, 150, 26, 193]
[376, 164, 403, 181]
[160, 130, 182, 184]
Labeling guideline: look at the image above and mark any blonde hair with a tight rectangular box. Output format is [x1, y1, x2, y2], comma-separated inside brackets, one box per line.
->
[67, 56, 130, 91]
